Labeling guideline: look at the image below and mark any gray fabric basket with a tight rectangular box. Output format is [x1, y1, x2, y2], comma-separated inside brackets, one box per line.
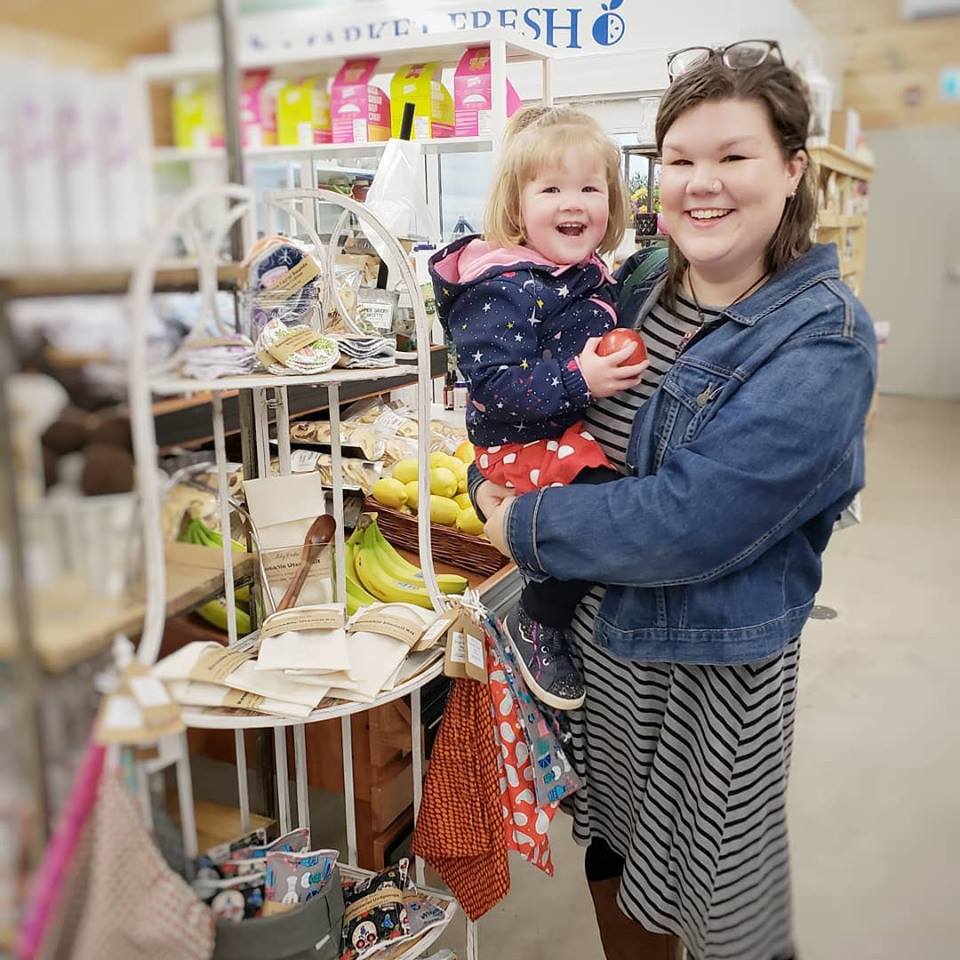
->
[213, 866, 344, 960]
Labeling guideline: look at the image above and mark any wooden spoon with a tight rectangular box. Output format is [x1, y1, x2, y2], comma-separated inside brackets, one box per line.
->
[276, 514, 337, 612]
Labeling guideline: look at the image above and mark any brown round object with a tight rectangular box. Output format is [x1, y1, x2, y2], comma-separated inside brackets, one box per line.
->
[41, 416, 91, 456]
[80, 444, 135, 496]
[88, 415, 132, 452]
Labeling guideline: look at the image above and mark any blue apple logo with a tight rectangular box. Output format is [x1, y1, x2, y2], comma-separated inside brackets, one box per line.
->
[593, 0, 625, 46]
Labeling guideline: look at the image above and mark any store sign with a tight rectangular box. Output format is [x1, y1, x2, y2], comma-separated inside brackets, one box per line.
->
[243, 1, 630, 55]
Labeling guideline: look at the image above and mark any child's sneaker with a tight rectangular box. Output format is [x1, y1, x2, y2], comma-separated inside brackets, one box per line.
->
[503, 608, 585, 710]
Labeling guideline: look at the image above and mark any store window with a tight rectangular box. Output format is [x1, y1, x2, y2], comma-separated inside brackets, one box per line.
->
[438, 151, 493, 243]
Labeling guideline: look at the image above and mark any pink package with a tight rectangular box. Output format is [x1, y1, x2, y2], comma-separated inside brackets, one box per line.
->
[241, 69, 278, 148]
[454, 47, 521, 138]
[331, 58, 391, 144]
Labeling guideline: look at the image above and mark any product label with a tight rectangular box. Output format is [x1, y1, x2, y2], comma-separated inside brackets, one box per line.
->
[261, 256, 320, 302]
[269, 326, 322, 363]
[222, 689, 266, 710]
[374, 410, 408, 436]
[353, 119, 368, 142]
[190, 647, 257, 684]
[355, 300, 394, 336]
[260, 603, 345, 638]
[261, 545, 332, 578]
[347, 606, 429, 647]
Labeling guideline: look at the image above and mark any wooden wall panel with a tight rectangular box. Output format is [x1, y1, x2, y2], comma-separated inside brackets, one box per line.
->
[797, 0, 960, 129]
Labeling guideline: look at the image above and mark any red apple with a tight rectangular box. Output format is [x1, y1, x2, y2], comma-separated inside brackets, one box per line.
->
[597, 328, 648, 366]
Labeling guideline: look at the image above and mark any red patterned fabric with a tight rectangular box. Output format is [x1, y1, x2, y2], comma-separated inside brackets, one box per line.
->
[475, 421, 613, 494]
[487, 647, 556, 875]
[411, 679, 510, 921]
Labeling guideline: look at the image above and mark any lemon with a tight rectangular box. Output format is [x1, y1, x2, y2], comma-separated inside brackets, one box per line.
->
[429, 451, 450, 468]
[454, 440, 475, 464]
[404, 480, 420, 509]
[429, 466, 458, 498]
[429, 495, 460, 526]
[456, 506, 485, 536]
[391, 458, 419, 485]
[454, 492, 472, 510]
[371, 477, 407, 509]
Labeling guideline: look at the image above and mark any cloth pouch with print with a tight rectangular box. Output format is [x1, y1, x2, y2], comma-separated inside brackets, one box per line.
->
[194, 871, 266, 921]
[263, 848, 339, 916]
[340, 860, 412, 960]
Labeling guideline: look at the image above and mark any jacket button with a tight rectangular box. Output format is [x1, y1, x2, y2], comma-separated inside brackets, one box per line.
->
[697, 387, 713, 407]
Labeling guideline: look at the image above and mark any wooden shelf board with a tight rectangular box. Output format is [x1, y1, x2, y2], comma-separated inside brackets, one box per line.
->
[0, 262, 241, 300]
[809, 144, 875, 181]
[0, 544, 255, 674]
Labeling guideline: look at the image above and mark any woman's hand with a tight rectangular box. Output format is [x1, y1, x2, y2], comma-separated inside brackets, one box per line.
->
[578, 337, 648, 398]
[483, 497, 515, 557]
[475, 480, 513, 520]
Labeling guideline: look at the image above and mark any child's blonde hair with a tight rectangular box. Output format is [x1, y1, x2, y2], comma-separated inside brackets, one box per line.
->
[484, 105, 628, 256]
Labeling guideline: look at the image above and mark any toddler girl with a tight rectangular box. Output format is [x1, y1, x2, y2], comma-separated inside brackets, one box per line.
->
[430, 105, 647, 710]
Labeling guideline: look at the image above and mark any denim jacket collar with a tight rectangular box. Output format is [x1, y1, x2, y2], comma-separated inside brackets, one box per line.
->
[725, 244, 841, 326]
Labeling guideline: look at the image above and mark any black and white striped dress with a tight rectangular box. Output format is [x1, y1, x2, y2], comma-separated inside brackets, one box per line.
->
[571, 290, 798, 960]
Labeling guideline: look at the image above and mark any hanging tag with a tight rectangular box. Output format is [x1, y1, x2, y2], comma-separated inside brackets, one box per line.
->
[443, 611, 487, 683]
[443, 611, 469, 680]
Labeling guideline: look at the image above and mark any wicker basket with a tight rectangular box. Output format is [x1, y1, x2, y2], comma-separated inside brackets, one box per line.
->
[363, 499, 509, 577]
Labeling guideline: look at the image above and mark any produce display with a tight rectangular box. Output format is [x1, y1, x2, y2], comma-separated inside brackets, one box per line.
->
[344, 515, 467, 613]
[369, 443, 484, 537]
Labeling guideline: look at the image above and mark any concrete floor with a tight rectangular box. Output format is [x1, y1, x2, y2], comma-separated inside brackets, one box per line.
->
[434, 395, 960, 960]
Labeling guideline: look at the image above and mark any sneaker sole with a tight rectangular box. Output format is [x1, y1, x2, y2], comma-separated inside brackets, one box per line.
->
[503, 622, 585, 711]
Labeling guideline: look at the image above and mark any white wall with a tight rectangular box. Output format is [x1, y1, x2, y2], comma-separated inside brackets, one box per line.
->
[862, 126, 960, 399]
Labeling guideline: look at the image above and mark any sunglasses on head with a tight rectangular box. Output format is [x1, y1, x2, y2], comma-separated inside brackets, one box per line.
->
[666, 39, 783, 82]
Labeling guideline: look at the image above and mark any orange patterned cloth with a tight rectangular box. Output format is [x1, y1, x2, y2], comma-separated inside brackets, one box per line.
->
[411, 678, 510, 921]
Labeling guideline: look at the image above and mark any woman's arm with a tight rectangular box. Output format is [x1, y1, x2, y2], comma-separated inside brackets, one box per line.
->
[502, 332, 876, 588]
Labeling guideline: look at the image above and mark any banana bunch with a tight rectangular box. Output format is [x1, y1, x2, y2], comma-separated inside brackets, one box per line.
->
[180, 517, 252, 633]
[343, 530, 378, 616]
[348, 517, 468, 610]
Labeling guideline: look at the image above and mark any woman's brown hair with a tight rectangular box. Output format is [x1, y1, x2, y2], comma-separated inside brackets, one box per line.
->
[655, 57, 817, 298]
[484, 104, 629, 256]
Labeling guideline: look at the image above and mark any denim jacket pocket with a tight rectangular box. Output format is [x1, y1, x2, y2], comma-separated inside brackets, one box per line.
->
[655, 363, 728, 464]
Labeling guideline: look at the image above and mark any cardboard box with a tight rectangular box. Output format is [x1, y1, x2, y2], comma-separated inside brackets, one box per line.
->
[172, 81, 224, 150]
[331, 58, 390, 144]
[454, 46, 521, 138]
[276, 75, 331, 146]
[390, 62, 453, 140]
[240, 69, 280, 148]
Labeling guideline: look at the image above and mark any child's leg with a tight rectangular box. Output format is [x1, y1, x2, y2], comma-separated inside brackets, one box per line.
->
[505, 464, 621, 711]
[520, 464, 621, 629]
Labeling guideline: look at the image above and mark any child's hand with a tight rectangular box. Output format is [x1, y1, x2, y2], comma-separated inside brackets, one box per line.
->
[577, 338, 649, 398]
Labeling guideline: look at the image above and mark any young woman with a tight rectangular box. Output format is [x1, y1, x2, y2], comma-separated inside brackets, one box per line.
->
[474, 42, 877, 960]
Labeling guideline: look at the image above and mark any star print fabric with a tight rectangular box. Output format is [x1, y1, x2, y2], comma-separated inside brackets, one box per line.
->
[476, 421, 613, 493]
[430, 235, 618, 447]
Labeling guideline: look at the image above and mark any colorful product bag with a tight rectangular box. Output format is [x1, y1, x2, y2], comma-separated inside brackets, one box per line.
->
[483, 614, 581, 875]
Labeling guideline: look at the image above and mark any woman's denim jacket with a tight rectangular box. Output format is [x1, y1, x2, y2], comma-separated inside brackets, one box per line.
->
[495, 243, 877, 665]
